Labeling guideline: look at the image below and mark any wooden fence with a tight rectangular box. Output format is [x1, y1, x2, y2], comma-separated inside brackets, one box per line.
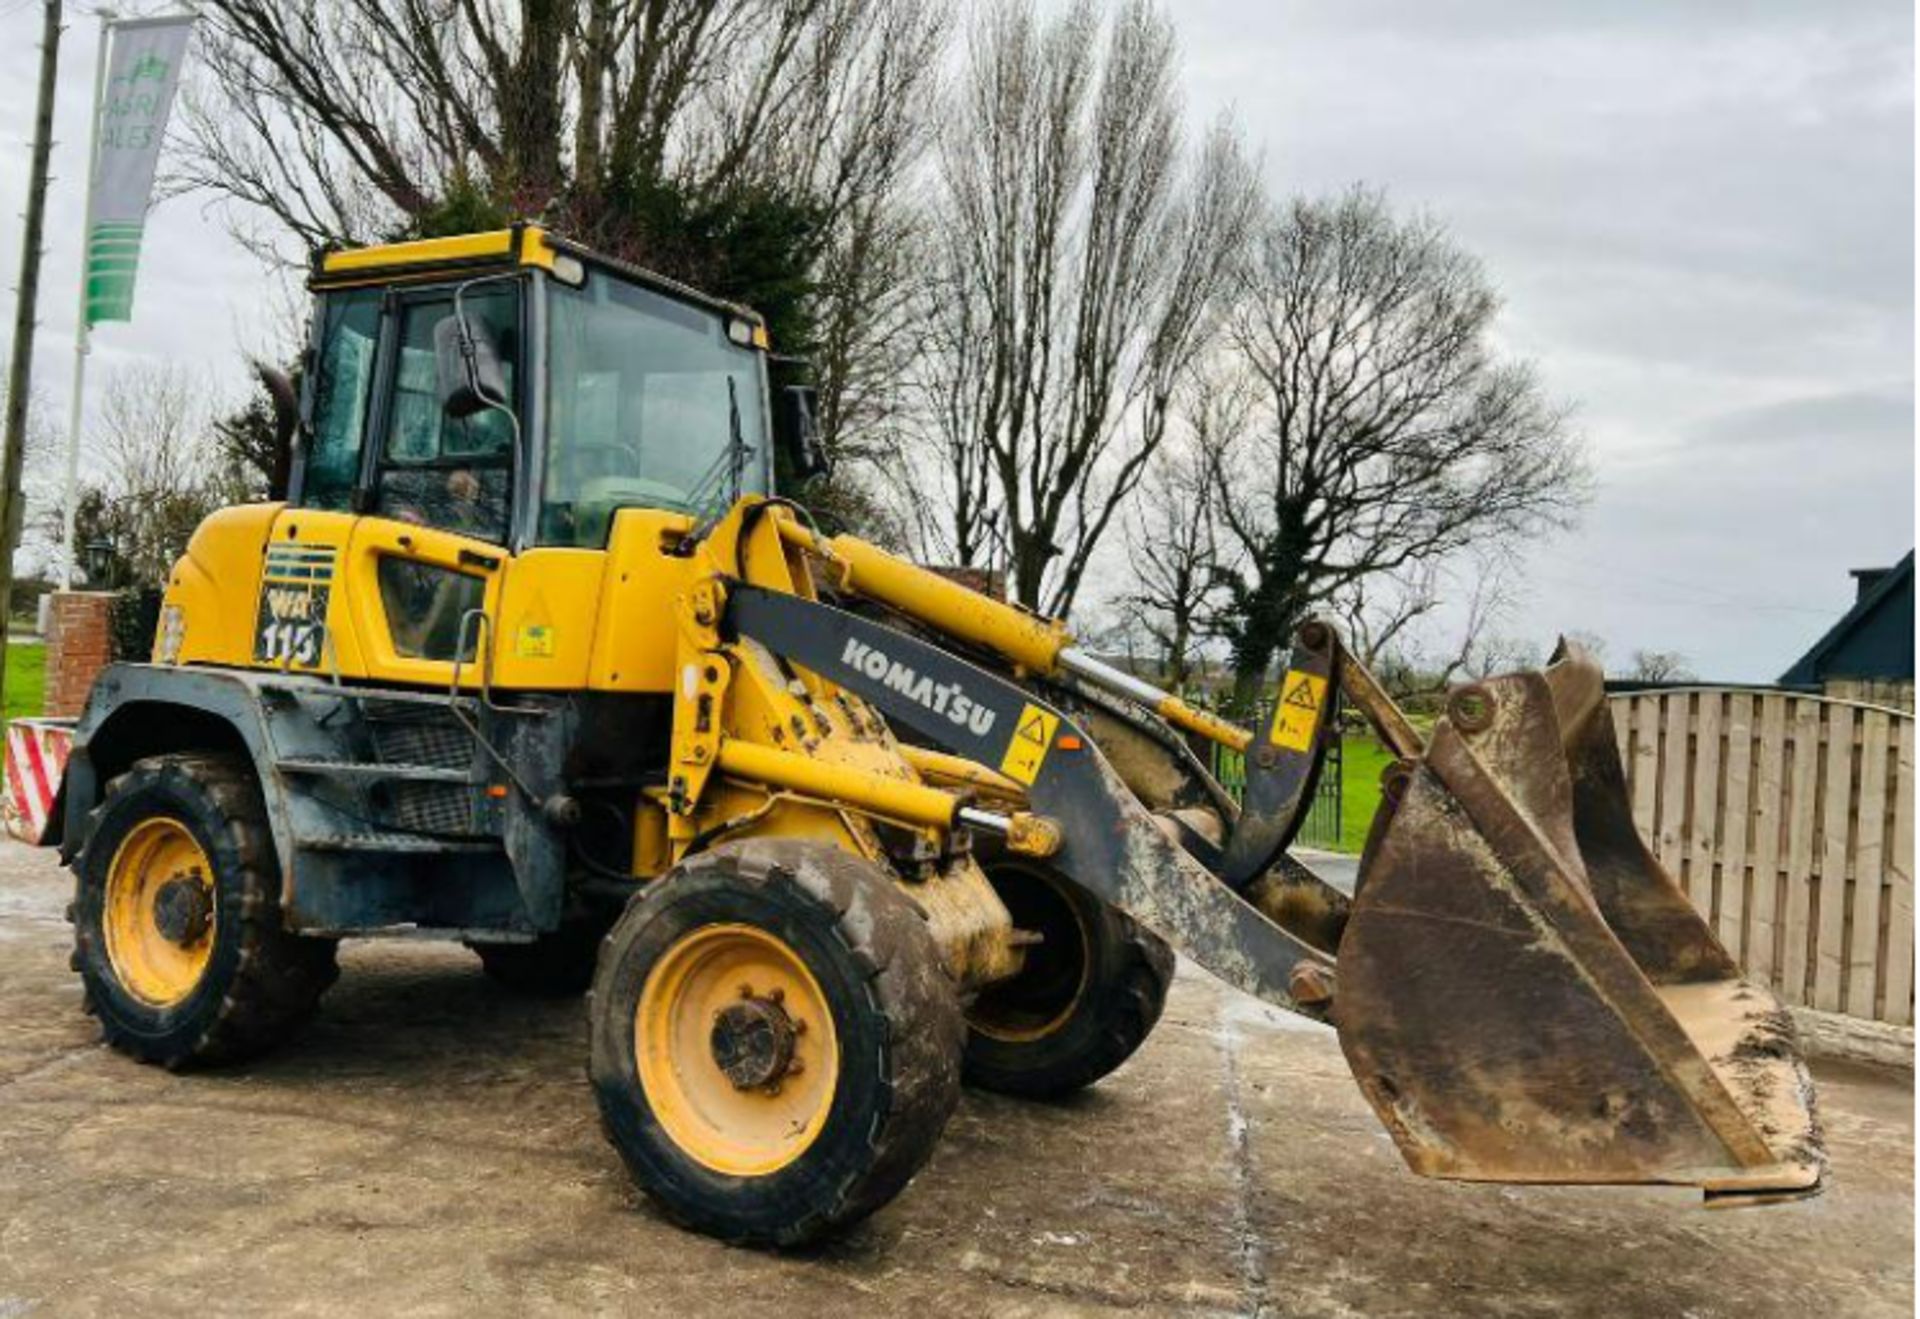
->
[1608, 689, 1914, 1025]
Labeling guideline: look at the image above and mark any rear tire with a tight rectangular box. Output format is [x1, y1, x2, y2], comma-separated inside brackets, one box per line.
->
[589, 839, 963, 1247]
[70, 753, 339, 1069]
[963, 860, 1174, 1099]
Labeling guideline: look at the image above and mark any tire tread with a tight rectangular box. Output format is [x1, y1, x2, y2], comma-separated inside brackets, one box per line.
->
[72, 752, 338, 1069]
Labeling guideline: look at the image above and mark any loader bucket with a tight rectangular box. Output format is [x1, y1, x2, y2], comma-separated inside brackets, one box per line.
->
[1333, 644, 1824, 1203]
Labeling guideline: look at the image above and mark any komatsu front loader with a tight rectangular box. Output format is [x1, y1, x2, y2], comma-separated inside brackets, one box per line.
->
[46, 228, 1823, 1245]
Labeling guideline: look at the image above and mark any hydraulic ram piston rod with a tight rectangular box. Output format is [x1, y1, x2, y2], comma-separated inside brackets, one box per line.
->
[1056, 648, 1251, 753]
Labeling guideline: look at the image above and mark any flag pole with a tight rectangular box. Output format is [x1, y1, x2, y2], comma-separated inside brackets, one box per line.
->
[59, 9, 114, 590]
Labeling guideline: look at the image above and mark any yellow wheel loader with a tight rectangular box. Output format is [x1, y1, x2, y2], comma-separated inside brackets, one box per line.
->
[45, 227, 1823, 1246]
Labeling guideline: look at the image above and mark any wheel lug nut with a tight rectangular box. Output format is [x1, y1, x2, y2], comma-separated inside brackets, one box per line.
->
[767, 987, 784, 1005]
[737, 983, 753, 999]
[786, 1058, 804, 1076]
[792, 1019, 807, 1036]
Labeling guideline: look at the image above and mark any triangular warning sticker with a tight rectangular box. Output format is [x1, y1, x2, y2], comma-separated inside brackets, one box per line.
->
[1269, 671, 1327, 752]
[999, 702, 1061, 785]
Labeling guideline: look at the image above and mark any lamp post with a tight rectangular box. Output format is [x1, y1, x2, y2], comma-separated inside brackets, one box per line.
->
[83, 537, 116, 590]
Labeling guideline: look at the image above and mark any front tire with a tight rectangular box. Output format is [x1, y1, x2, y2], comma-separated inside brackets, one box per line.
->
[70, 753, 339, 1069]
[963, 860, 1175, 1099]
[589, 839, 964, 1247]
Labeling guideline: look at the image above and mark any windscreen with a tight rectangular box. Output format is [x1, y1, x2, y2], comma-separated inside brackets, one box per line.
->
[542, 271, 768, 546]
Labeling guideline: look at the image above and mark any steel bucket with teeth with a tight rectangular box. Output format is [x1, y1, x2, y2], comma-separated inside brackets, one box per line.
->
[1332, 643, 1824, 1203]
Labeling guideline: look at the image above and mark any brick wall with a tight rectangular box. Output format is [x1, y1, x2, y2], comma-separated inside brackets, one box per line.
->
[44, 592, 117, 718]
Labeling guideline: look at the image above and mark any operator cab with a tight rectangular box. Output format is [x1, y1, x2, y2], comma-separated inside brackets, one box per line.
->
[298, 225, 823, 554]
[221, 226, 827, 679]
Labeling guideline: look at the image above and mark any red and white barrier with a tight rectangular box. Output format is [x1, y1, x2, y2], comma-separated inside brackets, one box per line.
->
[4, 719, 73, 844]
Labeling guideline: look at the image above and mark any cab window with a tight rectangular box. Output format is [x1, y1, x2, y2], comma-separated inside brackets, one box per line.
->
[376, 558, 485, 661]
[372, 286, 519, 545]
[300, 289, 382, 511]
[542, 273, 768, 547]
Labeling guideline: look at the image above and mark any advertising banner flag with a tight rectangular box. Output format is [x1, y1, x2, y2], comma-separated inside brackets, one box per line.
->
[83, 15, 194, 327]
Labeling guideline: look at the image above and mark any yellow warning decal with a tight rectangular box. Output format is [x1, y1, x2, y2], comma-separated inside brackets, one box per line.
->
[999, 703, 1060, 786]
[1269, 670, 1327, 752]
[515, 624, 556, 658]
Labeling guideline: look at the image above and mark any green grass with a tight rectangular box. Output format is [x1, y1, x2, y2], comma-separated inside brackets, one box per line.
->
[1211, 727, 1395, 854]
[1335, 733, 1395, 854]
[2, 644, 47, 728]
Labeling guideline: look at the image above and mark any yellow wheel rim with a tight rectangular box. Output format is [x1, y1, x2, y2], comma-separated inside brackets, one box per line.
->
[636, 923, 839, 1177]
[102, 817, 217, 1008]
[969, 865, 1092, 1044]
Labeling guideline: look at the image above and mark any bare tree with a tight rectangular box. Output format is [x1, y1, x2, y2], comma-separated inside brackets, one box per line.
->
[1118, 374, 1244, 686]
[1563, 628, 1609, 667]
[63, 365, 240, 589]
[1620, 649, 1696, 684]
[1339, 552, 1535, 693]
[1335, 562, 1446, 671]
[1207, 186, 1589, 705]
[181, 1, 835, 253]
[179, 0, 947, 530]
[903, 0, 1259, 614]
[779, 1, 947, 518]
[1074, 606, 1159, 677]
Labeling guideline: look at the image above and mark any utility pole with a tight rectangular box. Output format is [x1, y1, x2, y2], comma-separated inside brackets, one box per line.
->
[0, 0, 65, 711]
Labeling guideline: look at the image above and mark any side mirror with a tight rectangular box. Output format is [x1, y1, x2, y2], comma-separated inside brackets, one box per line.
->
[434, 313, 509, 419]
[774, 383, 832, 484]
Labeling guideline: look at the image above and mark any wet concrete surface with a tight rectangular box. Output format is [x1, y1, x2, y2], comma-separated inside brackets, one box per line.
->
[0, 842, 1910, 1317]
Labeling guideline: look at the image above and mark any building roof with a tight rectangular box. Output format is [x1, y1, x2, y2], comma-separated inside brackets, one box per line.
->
[1780, 550, 1914, 686]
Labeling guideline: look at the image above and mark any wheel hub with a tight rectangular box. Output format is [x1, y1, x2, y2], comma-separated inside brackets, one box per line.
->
[634, 923, 839, 1177]
[710, 991, 800, 1091]
[102, 817, 218, 1008]
[152, 873, 213, 946]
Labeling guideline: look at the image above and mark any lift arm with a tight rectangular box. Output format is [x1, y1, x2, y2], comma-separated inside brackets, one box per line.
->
[725, 584, 1337, 1018]
[776, 515, 1409, 902]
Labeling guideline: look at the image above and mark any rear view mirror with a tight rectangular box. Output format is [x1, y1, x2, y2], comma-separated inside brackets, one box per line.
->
[434, 314, 509, 419]
[774, 383, 832, 485]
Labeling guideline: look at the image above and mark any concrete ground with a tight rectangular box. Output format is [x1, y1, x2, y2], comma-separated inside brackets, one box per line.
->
[0, 841, 1910, 1318]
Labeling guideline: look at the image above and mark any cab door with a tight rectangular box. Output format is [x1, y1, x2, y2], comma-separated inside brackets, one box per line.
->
[343, 281, 522, 689]
[256, 286, 381, 677]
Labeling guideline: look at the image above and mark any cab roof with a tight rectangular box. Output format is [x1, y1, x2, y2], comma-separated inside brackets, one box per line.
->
[310, 223, 765, 328]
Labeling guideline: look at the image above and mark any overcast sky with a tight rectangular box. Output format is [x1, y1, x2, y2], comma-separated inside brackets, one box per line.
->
[1175, 0, 1914, 679]
[0, 1, 1910, 679]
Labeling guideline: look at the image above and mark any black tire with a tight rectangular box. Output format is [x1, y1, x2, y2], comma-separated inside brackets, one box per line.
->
[470, 912, 611, 996]
[69, 753, 339, 1069]
[589, 838, 964, 1247]
[963, 859, 1175, 1099]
